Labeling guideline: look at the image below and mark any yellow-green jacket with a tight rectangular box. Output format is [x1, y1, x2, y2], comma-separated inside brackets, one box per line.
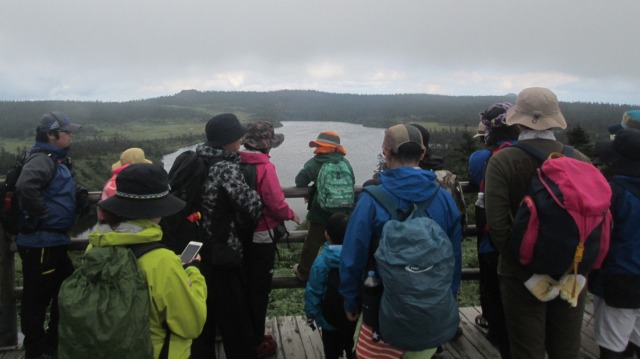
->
[89, 220, 207, 359]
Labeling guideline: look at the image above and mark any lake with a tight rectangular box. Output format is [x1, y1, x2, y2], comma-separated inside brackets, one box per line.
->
[163, 121, 385, 223]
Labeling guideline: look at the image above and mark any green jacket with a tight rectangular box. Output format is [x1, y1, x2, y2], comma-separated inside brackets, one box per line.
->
[295, 152, 354, 224]
[484, 139, 590, 281]
[89, 220, 207, 359]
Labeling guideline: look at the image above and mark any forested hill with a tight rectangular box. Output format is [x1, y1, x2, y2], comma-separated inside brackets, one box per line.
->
[0, 89, 633, 190]
[0, 89, 635, 139]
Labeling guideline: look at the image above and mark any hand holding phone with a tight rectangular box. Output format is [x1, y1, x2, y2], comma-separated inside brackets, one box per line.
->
[180, 241, 203, 264]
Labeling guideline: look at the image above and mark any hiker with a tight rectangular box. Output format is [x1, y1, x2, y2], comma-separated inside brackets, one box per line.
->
[468, 102, 518, 358]
[293, 131, 354, 281]
[190, 113, 263, 359]
[15, 112, 81, 359]
[239, 120, 300, 357]
[340, 124, 462, 358]
[304, 212, 356, 359]
[98, 147, 152, 220]
[87, 163, 207, 358]
[606, 110, 640, 139]
[591, 127, 640, 359]
[484, 87, 592, 358]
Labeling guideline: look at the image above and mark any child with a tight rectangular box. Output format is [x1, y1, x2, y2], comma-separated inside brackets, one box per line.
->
[294, 131, 354, 281]
[304, 212, 356, 359]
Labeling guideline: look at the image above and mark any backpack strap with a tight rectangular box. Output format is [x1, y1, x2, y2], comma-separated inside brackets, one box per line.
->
[128, 242, 166, 258]
[363, 184, 441, 220]
[512, 143, 548, 163]
[513, 143, 575, 164]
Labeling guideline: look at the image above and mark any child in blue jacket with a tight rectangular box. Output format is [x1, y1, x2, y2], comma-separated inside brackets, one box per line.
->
[304, 212, 356, 359]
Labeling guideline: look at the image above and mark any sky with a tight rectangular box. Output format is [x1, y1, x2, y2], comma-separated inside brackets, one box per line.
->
[1, 1, 638, 105]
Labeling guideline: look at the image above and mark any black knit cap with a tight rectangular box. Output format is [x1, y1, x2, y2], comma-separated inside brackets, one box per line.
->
[205, 113, 247, 147]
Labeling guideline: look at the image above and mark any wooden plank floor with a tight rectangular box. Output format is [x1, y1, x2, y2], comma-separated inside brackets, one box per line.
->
[0, 306, 600, 359]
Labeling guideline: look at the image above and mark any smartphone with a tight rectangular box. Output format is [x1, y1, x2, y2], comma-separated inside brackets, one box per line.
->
[180, 241, 203, 264]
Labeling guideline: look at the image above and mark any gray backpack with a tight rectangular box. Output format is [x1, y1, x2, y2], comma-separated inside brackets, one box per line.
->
[364, 185, 459, 351]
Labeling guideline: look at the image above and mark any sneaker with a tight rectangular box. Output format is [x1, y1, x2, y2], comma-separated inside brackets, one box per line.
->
[292, 263, 308, 281]
[256, 338, 277, 358]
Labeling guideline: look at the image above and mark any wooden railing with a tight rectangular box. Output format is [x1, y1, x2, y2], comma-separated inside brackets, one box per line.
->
[0, 183, 479, 349]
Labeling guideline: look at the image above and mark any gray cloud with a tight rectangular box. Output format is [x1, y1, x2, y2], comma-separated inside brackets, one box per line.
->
[1, 0, 638, 104]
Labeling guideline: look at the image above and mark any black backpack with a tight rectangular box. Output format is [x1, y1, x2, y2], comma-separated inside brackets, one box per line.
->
[320, 267, 350, 329]
[160, 150, 209, 253]
[1, 150, 54, 235]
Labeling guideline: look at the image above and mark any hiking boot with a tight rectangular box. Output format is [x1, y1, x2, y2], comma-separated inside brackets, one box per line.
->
[292, 263, 308, 281]
[256, 337, 277, 358]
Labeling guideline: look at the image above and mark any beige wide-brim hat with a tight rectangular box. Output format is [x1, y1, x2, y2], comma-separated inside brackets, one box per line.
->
[505, 87, 567, 130]
[112, 148, 152, 170]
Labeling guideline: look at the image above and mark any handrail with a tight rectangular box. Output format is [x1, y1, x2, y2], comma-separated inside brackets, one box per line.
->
[0, 181, 479, 350]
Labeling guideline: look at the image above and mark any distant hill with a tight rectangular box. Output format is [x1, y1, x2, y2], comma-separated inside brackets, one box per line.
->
[0, 89, 634, 139]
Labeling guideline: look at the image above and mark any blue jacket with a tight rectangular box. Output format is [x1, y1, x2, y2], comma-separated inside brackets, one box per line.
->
[339, 166, 462, 314]
[469, 141, 516, 254]
[304, 242, 342, 330]
[590, 175, 640, 306]
[16, 143, 77, 247]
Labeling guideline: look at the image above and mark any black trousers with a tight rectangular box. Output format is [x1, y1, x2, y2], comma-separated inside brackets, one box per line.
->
[478, 251, 510, 358]
[244, 242, 276, 346]
[191, 263, 257, 359]
[18, 245, 74, 357]
[321, 323, 356, 359]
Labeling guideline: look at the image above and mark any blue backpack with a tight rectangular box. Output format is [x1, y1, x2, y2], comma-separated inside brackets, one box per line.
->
[364, 185, 459, 351]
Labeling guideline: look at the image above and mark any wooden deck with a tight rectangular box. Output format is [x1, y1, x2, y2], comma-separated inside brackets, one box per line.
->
[0, 306, 600, 359]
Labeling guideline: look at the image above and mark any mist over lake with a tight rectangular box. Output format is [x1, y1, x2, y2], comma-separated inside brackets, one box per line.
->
[163, 121, 385, 222]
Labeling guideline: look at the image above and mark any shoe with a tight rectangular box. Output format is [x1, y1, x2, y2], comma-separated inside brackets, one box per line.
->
[292, 263, 308, 281]
[256, 337, 277, 358]
[475, 314, 489, 329]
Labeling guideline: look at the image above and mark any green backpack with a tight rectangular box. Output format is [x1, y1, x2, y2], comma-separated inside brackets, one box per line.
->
[58, 243, 164, 359]
[316, 160, 355, 210]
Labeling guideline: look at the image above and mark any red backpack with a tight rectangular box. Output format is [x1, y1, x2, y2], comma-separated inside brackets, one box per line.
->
[508, 143, 611, 276]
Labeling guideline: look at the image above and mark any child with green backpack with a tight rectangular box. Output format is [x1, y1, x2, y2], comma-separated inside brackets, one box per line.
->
[293, 131, 355, 281]
[58, 164, 207, 359]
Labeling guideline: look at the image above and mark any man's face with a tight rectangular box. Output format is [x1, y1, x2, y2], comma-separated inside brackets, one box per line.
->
[48, 130, 73, 149]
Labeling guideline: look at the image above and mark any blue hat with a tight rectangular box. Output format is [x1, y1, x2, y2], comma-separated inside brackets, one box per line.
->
[621, 110, 640, 131]
[39, 111, 81, 132]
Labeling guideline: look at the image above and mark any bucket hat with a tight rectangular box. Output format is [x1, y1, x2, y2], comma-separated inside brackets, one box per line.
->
[596, 129, 640, 176]
[309, 131, 347, 155]
[205, 113, 247, 147]
[244, 121, 284, 150]
[505, 87, 567, 130]
[39, 111, 81, 132]
[98, 163, 185, 219]
[111, 148, 152, 170]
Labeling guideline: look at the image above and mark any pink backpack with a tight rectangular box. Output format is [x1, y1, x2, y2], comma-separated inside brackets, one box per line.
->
[508, 143, 611, 276]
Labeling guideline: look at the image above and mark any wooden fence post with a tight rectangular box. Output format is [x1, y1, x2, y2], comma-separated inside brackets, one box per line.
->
[0, 226, 18, 349]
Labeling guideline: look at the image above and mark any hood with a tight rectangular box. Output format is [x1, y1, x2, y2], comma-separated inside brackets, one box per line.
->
[89, 220, 163, 248]
[195, 143, 240, 163]
[314, 152, 345, 164]
[380, 166, 439, 203]
[321, 242, 342, 267]
[239, 150, 270, 165]
[111, 163, 131, 175]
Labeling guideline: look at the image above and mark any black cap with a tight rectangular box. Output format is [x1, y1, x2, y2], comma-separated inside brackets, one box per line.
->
[205, 113, 247, 147]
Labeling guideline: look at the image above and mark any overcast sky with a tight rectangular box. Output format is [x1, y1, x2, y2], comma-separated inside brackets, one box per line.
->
[1, 1, 638, 105]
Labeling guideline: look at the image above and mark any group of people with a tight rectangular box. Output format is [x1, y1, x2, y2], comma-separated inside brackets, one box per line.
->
[9, 87, 640, 359]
